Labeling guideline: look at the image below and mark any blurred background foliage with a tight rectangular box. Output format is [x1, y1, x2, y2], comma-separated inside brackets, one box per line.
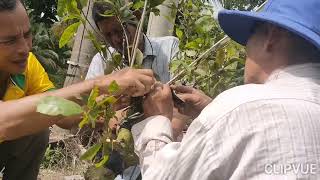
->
[24, 0, 264, 92]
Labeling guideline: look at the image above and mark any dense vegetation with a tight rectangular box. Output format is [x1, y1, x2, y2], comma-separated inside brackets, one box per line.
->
[25, 0, 264, 178]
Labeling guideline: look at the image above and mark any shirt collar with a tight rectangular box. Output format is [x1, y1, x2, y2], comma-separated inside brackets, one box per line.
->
[143, 35, 154, 57]
[267, 63, 320, 82]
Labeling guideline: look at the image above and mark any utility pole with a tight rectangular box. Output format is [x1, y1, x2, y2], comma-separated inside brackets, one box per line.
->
[147, 0, 179, 37]
[64, 0, 97, 87]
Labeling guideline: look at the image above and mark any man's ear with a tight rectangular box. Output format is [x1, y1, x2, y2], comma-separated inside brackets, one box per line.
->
[264, 24, 283, 52]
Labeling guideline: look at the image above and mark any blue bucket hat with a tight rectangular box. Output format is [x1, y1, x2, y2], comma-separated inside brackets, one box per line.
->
[218, 0, 320, 50]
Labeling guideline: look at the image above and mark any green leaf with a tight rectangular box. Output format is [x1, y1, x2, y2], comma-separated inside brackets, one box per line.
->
[37, 96, 83, 116]
[95, 155, 109, 168]
[102, 142, 112, 155]
[134, 49, 144, 67]
[216, 48, 225, 66]
[62, 15, 81, 22]
[195, 69, 207, 76]
[79, 112, 89, 128]
[195, 16, 215, 33]
[108, 80, 120, 94]
[120, 2, 133, 12]
[59, 22, 81, 48]
[149, 0, 166, 8]
[66, 0, 81, 16]
[104, 61, 115, 75]
[176, 28, 183, 40]
[97, 96, 118, 106]
[88, 110, 99, 128]
[87, 86, 99, 109]
[101, 10, 115, 17]
[57, 0, 67, 17]
[80, 143, 102, 161]
[112, 53, 122, 67]
[186, 50, 197, 57]
[117, 128, 133, 145]
[185, 41, 199, 49]
[133, 0, 144, 10]
[79, 0, 88, 8]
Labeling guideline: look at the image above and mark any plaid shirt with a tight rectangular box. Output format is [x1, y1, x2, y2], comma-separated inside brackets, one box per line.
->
[132, 63, 320, 180]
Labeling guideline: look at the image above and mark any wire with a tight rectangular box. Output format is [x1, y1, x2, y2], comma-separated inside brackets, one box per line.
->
[129, 165, 138, 180]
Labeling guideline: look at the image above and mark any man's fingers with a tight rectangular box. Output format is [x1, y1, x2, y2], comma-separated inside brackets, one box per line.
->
[136, 74, 155, 92]
[131, 80, 147, 97]
[163, 84, 172, 98]
[171, 85, 194, 94]
[136, 69, 154, 77]
[176, 93, 191, 102]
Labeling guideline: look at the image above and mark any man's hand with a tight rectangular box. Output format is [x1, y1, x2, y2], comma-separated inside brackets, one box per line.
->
[97, 68, 155, 97]
[143, 84, 173, 120]
[171, 85, 212, 119]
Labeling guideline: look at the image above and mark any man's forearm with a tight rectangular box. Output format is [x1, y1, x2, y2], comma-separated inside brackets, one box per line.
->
[0, 79, 98, 141]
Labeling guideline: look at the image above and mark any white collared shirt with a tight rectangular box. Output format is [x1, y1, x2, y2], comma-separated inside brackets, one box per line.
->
[85, 36, 179, 83]
[132, 63, 320, 180]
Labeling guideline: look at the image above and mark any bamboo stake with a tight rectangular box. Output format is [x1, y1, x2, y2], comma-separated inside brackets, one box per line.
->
[130, 0, 148, 67]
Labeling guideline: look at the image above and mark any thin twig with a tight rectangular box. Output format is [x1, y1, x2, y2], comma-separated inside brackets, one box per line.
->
[167, 36, 230, 84]
[86, 129, 96, 148]
[167, 1, 267, 85]
[79, 8, 114, 65]
[117, 16, 132, 64]
[79, 8, 105, 43]
[130, 0, 148, 67]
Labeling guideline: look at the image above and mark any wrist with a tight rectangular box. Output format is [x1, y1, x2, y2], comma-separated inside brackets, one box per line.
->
[92, 76, 112, 94]
[161, 111, 173, 121]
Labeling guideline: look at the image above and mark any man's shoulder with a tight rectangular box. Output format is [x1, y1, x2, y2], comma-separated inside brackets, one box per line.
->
[92, 52, 104, 62]
[149, 36, 179, 45]
[91, 47, 116, 63]
[26, 52, 45, 73]
[200, 82, 317, 127]
[199, 84, 284, 124]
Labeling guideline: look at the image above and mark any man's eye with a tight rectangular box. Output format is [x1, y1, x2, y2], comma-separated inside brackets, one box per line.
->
[24, 32, 31, 38]
[0, 39, 16, 45]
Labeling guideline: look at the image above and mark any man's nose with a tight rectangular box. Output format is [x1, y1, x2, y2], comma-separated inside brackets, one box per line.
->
[16, 37, 30, 57]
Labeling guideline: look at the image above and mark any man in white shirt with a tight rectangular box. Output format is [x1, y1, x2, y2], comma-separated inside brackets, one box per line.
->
[133, 0, 320, 179]
[86, 2, 179, 83]
[85, 2, 183, 179]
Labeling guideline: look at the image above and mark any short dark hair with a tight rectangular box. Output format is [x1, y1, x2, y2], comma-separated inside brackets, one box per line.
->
[92, 1, 113, 25]
[253, 22, 320, 63]
[92, 1, 138, 27]
[0, 0, 18, 12]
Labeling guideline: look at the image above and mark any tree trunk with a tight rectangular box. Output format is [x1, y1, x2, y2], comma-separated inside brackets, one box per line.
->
[146, 0, 179, 37]
[64, 0, 97, 87]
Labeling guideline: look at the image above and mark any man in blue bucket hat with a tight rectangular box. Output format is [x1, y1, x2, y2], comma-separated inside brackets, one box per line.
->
[132, 0, 320, 179]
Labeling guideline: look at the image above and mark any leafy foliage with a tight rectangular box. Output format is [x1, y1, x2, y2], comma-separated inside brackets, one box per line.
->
[24, 0, 58, 25]
[38, 1, 165, 176]
[37, 96, 83, 116]
[223, 0, 265, 10]
[28, 10, 71, 88]
[171, 0, 245, 97]
[37, 0, 265, 177]
[59, 22, 82, 48]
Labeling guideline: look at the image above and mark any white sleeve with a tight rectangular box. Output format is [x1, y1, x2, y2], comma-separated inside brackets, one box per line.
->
[85, 53, 106, 80]
[131, 116, 173, 174]
[131, 115, 210, 180]
[170, 37, 180, 61]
